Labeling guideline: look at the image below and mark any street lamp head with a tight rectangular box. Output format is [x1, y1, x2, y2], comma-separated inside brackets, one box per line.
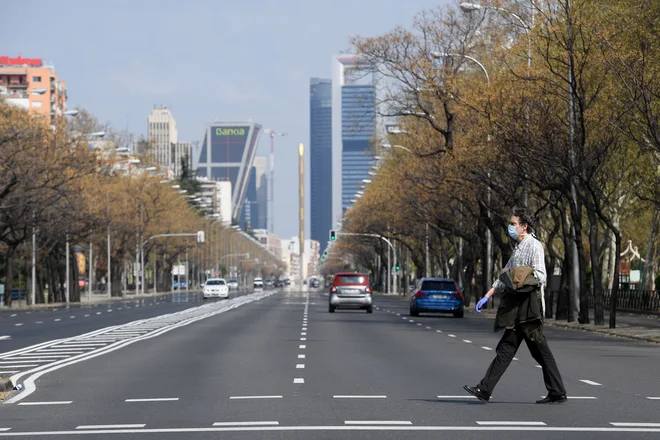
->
[144, 166, 157, 172]
[88, 131, 106, 138]
[362, 179, 372, 184]
[460, 2, 482, 12]
[64, 109, 80, 116]
[30, 88, 47, 95]
[128, 159, 140, 164]
[171, 185, 181, 189]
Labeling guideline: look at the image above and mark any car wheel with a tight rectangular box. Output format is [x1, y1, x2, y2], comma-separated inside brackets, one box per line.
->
[410, 308, 419, 317]
[366, 306, 373, 314]
[329, 305, 336, 313]
[453, 310, 464, 318]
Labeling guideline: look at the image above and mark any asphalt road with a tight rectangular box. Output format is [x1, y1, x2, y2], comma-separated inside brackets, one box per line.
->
[1, 289, 659, 439]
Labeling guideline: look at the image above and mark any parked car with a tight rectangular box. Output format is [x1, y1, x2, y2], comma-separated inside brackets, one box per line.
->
[203, 278, 229, 299]
[172, 281, 187, 289]
[253, 277, 264, 289]
[409, 278, 464, 318]
[328, 272, 373, 314]
[265, 279, 274, 287]
[311, 279, 320, 288]
[273, 280, 283, 288]
[284, 279, 291, 286]
[227, 280, 239, 290]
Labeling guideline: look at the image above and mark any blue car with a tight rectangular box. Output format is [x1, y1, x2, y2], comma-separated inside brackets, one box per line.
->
[409, 278, 464, 318]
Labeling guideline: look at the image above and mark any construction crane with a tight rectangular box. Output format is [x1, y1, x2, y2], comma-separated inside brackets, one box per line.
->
[262, 129, 288, 233]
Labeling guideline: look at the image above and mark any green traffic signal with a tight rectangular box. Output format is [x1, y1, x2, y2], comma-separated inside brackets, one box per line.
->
[330, 230, 336, 241]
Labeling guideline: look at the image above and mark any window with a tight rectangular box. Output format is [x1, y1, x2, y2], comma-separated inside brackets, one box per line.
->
[421, 281, 456, 291]
[32, 76, 42, 83]
[205, 279, 226, 285]
[335, 275, 368, 285]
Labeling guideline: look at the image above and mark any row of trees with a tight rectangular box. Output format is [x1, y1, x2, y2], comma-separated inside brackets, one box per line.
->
[328, 0, 660, 327]
[0, 101, 283, 307]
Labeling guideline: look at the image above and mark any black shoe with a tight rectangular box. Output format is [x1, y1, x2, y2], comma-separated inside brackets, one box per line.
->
[463, 385, 490, 403]
[536, 394, 567, 404]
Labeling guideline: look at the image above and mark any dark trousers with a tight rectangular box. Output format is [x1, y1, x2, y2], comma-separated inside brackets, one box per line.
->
[478, 327, 566, 396]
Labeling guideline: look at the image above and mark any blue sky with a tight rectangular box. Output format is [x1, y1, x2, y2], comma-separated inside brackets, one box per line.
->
[6, 0, 449, 239]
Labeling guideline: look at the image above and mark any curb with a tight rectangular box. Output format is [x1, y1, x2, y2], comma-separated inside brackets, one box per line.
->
[468, 309, 660, 344]
[0, 378, 14, 393]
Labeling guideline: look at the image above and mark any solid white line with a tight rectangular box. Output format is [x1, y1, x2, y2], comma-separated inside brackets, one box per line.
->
[2, 426, 660, 434]
[213, 422, 279, 426]
[0, 429, 9, 432]
[610, 423, 660, 427]
[58, 344, 107, 348]
[647, 397, 660, 400]
[229, 396, 282, 400]
[334, 395, 387, 399]
[580, 380, 602, 386]
[18, 401, 72, 406]
[299, 345, 306, 349]
[76, 424, 145, 429]
[0, 371, 18, 374]
[294, 378, 304, 384]
[298, 354, 305, 359]
[0, 365, 38, 368]
[345, 421, 412, 425]
[477, 422, 546, 426]
[481, 347, 493, 351]
[125, 398, 179, 402]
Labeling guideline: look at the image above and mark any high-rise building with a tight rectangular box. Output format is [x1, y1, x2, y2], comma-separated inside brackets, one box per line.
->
[198, 179, 233, 225]
[240, 166, 258, 230]
[253, 156, 268, 230]
[172, 141, 192, 178]
[331, 55, 382, 225]
[309, 78, 333, 244]
[194, 122, 263, 222]
[0, 55, 67, 124]
[148, 105, 178, 173]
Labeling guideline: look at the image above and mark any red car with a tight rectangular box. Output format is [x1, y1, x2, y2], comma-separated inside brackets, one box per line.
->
[329, 272, 373, 313]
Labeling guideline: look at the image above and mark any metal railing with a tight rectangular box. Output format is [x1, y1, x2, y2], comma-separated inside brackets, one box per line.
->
[588, 289, 660, 313]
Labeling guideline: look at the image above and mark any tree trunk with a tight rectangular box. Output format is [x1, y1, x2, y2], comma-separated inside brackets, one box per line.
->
[587, 209, 604, 325]
[643, 207, 658, 290]
[610, 232, 622, 328]
[3, 246, 17, 307]
[561, 208, 577, 322]
[556, 252, 570, 321]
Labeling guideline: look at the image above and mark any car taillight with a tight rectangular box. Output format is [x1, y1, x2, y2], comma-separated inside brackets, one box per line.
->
[331, 286, 337, 293]
[365, 286, 372, 294]
[453, 288, 463, 298]
[414, 290, 428, 297]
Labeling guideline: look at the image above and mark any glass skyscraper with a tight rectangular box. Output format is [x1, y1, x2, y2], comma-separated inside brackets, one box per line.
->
[341, 85, 376, 212]
[310, 78, 333, 244]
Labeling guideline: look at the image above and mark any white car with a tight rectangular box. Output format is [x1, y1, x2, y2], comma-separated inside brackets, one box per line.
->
[227, 280, 239, 290]
[253, 277, 264, 289]
[203, 278, 229, 299]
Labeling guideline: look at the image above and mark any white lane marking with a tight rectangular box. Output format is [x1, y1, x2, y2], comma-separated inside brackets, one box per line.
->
[540, 396, 597, 400]
[84, 315, 90, 317]
[125, 398, 179, 402]
[535, 365, 542, 368]
[77, 424, 146, 429]
[438, 396, 476, 399]
[299, 345, 306, 349]
[18, 401, 72, 406]
[229, 396, 282, 400]
[298, 354, 305, 359]
[96, 312, 102, 315]
[36, 350, 85, 354]
[513, 357, 519, 361]
[8, 355, 69, 359]
[334, 395, 386, 399]
[448, 334, 456, 338]
[36, 321, 43, 324]
[54, 319, 61, 322]
[345, 421, 412, 425]
[477, 422, 546, 426]
[301, 332, 307, 336]
[294, 378, 304, 384]
[14, 323, 23, 327]
[300, 338, 306, 341]
[610, 423, 660, 427]
[647, 397, 660, 400]
[0, 365, 38, 368]
[436, 330, 443, 333]
[69, 316, 75, 319]
[296, 364, 305, 369]
[481, 347, 493, 351]
[0, 429, 10, 432]
[463, 340, 472, 344]
[0, 336, 12, 340]
[409, 320, 414, 323]
[61, 343, 108, 347]
[0, 371, 18, 374]
[426, 326, 432, 329]
[107, 310, 113, 312]
[213, 422, 279, 426]
[396, 313, 400, 316]
[580, 380, 602, 386]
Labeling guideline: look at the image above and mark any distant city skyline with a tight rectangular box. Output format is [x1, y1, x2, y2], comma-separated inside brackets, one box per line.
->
[4, 0, 448, 238]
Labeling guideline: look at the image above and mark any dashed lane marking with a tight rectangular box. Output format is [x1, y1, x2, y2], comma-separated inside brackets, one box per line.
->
[296, 364, 305, 369]
[125, 398, 179, 402]
[477, 422, 546, 426]
[580, 380, 602, 386]
[213, 422, 279, 427]
[481, 347, 493, 351]
[18, 401, 72, 406]
[229, 396, 282, 400]
[294, 378, 304, 384]
[77, 424, 145, 430]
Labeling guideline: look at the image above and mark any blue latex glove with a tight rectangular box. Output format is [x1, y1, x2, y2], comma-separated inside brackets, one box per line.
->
[476, 297, 488, 313]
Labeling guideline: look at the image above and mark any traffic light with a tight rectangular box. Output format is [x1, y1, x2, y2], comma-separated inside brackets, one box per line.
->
[394, 264, 401, 271]
[330, 230, 336, 241]
[322, 251, 328, 261]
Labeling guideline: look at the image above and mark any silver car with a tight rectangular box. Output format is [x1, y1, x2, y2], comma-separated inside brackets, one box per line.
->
[328, 272, 373, 313]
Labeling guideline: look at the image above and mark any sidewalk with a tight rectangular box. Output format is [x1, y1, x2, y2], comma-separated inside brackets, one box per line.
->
[476, 306, 660, 344]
